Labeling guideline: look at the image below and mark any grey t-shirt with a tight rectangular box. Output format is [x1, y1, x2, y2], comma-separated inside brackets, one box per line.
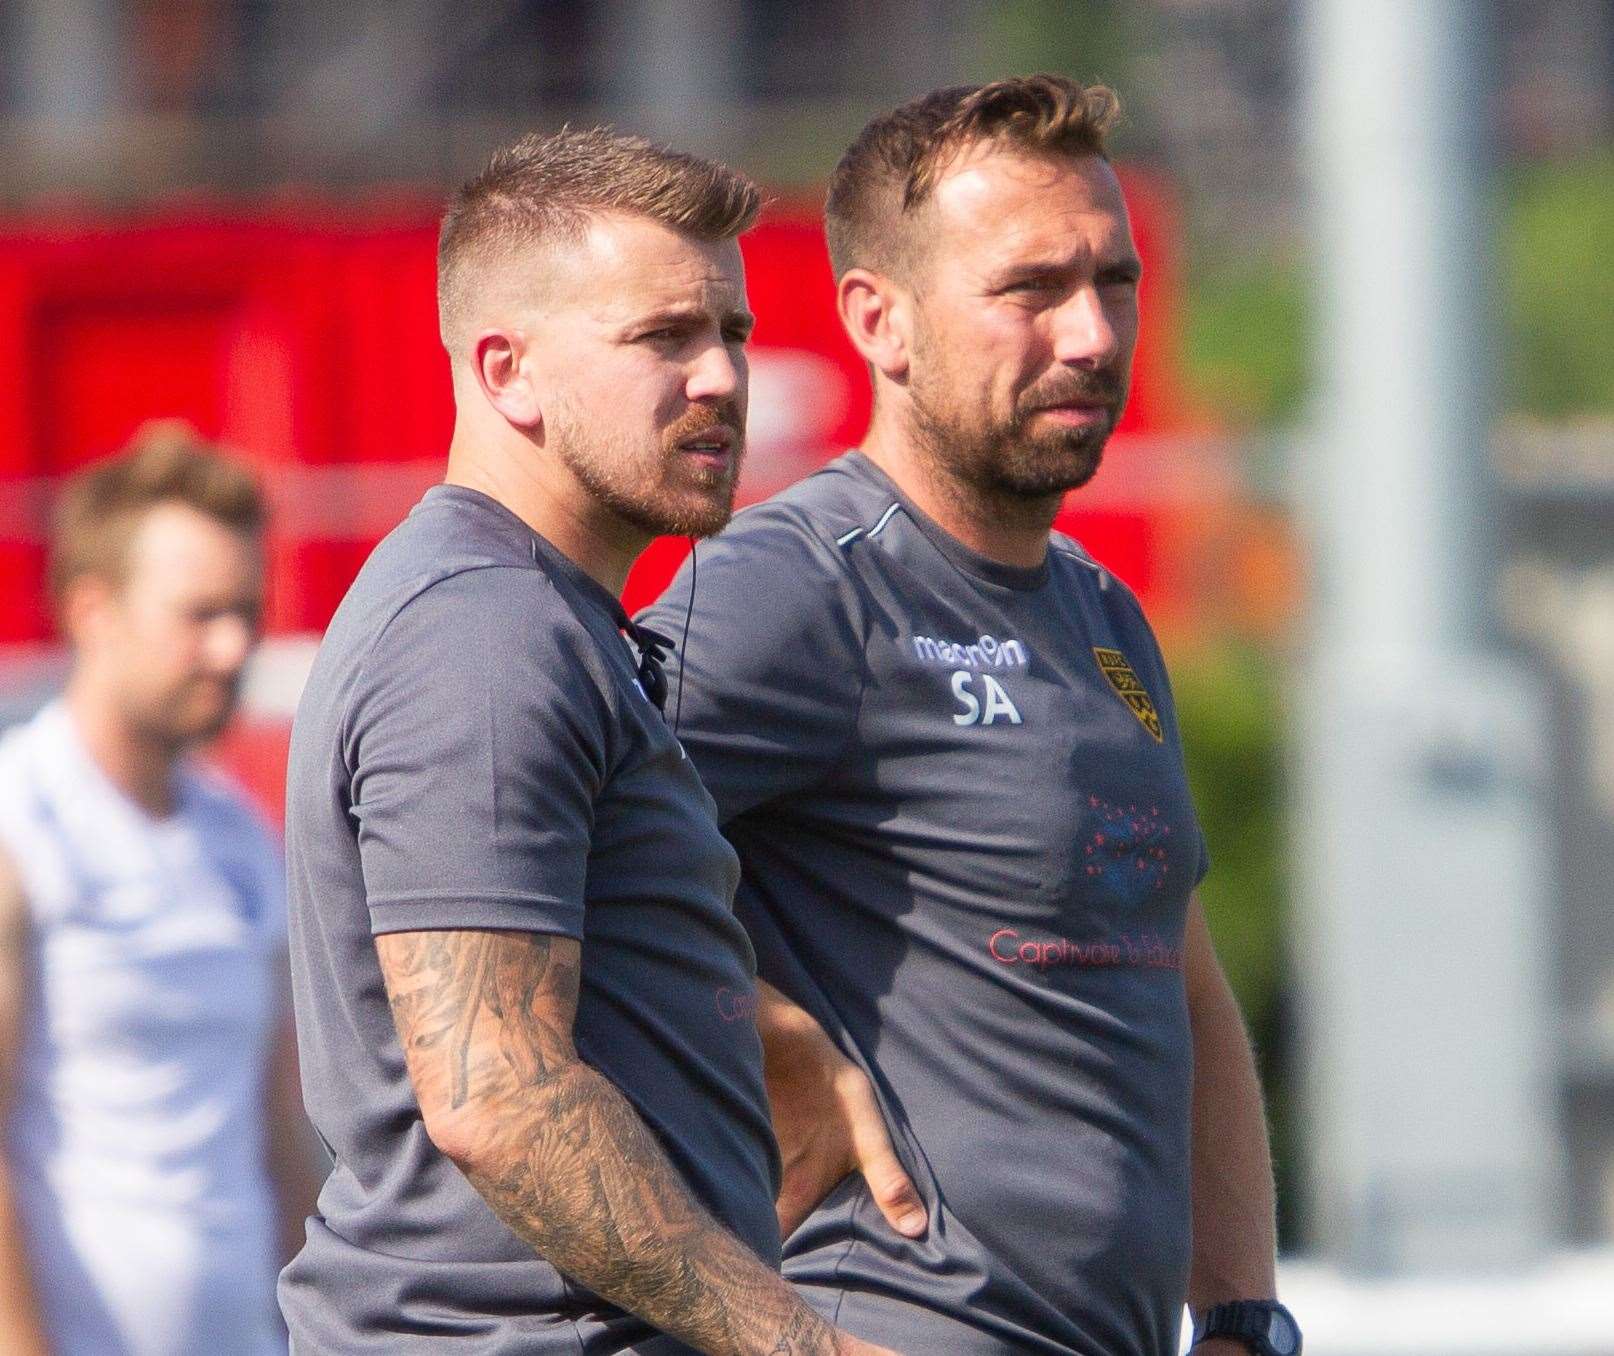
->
[642, 453, 1207, 1356]
[280, 485, 780, 1355]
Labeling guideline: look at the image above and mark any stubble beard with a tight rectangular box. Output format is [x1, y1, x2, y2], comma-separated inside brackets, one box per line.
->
[551, 400, 745, 540]
[907, 347, 1125, 506]
[126, 674, 241, 756]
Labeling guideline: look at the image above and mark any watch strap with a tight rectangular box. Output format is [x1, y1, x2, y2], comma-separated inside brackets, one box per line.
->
[1197, 1299, 1301, 1355]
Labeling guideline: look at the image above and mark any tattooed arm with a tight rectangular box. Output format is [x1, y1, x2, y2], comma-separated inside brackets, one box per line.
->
[376, 928, 895, 1356]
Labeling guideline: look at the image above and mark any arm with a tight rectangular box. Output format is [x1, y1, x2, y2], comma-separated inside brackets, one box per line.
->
[377, 928, 895, 1356]
[1183, 893, 1279, 1349]
[0, 850, 55, 1356]
[262, 991, 325, 1267]
[757, 981, 925, 1242]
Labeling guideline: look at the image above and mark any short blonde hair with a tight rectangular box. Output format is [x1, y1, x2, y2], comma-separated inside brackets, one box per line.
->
[825, 75, 1121, 280]
[48, 421, 265, 605]
[437, 126, 761, 352]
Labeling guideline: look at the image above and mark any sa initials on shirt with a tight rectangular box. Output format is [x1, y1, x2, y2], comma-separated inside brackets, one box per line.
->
[951, 670, 1023, 726]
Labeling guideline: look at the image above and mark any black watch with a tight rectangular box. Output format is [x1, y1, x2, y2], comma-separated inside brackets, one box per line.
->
[1193, 1299, 1302, 1355]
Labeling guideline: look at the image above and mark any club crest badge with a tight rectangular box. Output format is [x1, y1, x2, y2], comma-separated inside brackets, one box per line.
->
[1093, 647, 1164, 742]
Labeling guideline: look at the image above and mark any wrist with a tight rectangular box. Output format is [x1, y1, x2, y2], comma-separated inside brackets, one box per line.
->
[1192, 1298, 1301, 1355]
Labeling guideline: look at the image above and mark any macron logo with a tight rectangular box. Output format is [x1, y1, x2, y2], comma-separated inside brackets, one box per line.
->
[912, 633, 1029, 670]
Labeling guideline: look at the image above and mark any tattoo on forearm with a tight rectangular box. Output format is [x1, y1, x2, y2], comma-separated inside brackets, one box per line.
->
[377, 930, 842, 1356]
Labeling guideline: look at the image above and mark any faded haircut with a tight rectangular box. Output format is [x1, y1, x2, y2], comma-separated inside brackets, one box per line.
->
[437, 126, 761, 352]
[825, 75, 1121, 280]
[48, 421, 265, 605]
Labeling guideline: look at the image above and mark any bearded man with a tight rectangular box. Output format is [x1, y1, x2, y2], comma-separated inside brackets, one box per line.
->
[643, 78, 1299, 1356]
[281, 128, 893, 1356]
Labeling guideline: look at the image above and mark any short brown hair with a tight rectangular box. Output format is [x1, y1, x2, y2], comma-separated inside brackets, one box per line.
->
[437, 126, 762, 351]
[825, 75, 1121, 280]
[48, 421, 265, 604]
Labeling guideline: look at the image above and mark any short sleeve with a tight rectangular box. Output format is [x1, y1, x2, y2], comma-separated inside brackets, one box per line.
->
[639, 506, 865, 823]
[346, 567, 612, 939]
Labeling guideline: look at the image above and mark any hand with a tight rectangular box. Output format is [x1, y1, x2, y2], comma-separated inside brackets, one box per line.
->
[758, 991, 926, 1242]
[1191, 1340, 1251, 1355]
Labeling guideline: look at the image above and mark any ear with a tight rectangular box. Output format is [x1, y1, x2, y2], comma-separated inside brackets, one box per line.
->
[837, 268, 911, 382]
[470, 328, 544, 432]
[58, 573, 116, 650]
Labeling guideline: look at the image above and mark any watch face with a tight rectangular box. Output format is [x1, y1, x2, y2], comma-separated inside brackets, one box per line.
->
[1265, 1308, 1301, 1355]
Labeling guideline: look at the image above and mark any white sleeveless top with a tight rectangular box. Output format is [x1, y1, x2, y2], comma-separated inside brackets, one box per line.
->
[0, 702, 287, 1356]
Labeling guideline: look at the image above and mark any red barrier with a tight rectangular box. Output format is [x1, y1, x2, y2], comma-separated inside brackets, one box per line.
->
[0, 179, 1190, 641]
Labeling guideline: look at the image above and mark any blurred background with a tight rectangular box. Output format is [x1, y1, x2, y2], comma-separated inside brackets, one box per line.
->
[0, 2, 1609, 1351]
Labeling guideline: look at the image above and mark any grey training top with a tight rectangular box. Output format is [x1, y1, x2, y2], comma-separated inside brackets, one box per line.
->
[280, 485, 780, 1355]
[642, 453, 1207, 1356]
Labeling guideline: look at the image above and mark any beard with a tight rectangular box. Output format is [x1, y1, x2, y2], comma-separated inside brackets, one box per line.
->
[128, 672, 242, 753]
[551, 399, 746, 539]
[908, 357, 1125, 502]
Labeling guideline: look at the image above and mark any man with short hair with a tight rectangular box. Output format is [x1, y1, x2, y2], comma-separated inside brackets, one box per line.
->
[643, 78, 1296, 1356]
[280, 128, 893, 1356]
[0, 424, 319, 1356]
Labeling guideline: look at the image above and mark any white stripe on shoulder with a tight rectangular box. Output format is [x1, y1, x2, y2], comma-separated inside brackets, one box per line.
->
[866, 502, 901, 538]
[1051, 539, 1111, 588]
[835, 527, 865, 547]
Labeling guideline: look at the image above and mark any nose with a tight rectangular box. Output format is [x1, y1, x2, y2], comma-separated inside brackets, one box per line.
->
[686, 339, 744, 404]
[1051, 285, 1121, 370]
[204, 613, 257, 676]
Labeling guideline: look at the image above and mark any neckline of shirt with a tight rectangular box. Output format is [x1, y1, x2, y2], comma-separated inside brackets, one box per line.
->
[37, 700, 197, 834]
[837, 451, 1052, 593]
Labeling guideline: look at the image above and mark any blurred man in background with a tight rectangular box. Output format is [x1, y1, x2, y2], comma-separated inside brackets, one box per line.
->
[279, 128, 893, 1356]
[0, 423, 320, 1356]
[644, 77, 1296, 1356]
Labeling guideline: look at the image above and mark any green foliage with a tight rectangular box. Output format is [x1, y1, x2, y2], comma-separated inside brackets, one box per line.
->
[1181, 251, 1311, 428]
[1181, 155, 1614, 424]
[1170, 637, 1286, 1028]
[1504, 152, 1614, 417]
[1170, 635, 1303, 1243]
[966, 0, 1138, 91]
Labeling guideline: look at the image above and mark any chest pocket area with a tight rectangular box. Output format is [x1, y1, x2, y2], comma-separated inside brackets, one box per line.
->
[1039, 717, 1202, 940]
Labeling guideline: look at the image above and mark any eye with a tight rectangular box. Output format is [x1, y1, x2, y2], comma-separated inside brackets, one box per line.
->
[1005, 276, 1059, 294]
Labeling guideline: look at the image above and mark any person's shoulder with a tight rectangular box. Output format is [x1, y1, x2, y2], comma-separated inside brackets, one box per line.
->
[0, 710, 68, 924]
[380, 557, 591, 661]
[372, 484, 534, 570]
[0, 722, 35, 873]
[0, 715, 31, 788]
[0, 707, 51, 832]
[340, 488, 527, 606]
[693, 454, 903, 590]
[306, 553, 561, 724]
[1049, 528, 1149, 617]
[640, 460, 884, 665]
[743, 452, 904, 545]
[328, 490, 583, 667]
[184, 763, 281, 850]
[318, 563, 609, 756]
[1048, 528, 1172, 676]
